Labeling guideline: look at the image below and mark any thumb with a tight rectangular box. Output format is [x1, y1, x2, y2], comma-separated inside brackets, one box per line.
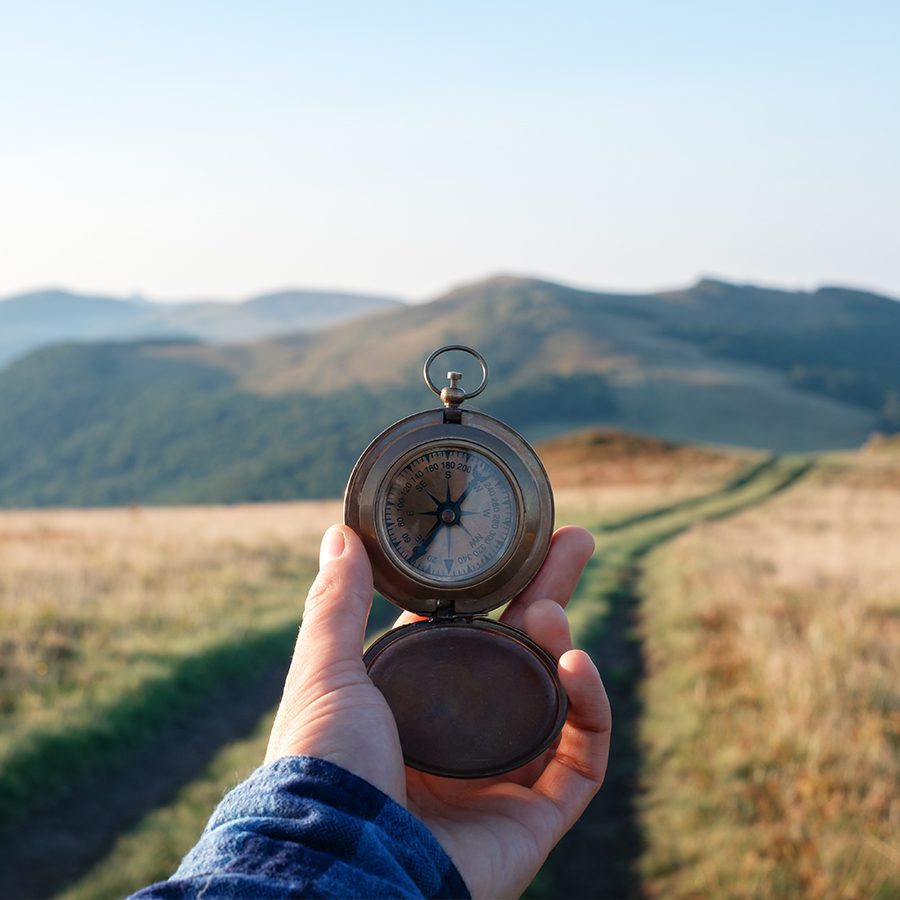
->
[297, 525, 374, 671]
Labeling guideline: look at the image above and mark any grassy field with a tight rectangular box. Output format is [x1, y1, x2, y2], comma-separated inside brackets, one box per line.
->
[54, 443, 780, 898]
[55, 454, 749, 900]
[543, 428, 756, 527]
[3, 434, 897, 899]
[528, 454, 814, 899]
[0, 502, 338, 824]
[639, 450, 900, 898]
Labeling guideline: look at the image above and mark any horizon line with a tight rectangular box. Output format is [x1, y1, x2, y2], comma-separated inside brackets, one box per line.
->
[2, 271, 899, 306]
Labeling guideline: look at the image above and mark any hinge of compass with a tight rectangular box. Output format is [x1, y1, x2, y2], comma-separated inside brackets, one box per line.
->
[431, 597, 456, 618]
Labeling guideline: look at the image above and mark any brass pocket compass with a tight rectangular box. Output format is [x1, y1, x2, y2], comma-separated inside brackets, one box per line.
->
[344, 345, 566, 778]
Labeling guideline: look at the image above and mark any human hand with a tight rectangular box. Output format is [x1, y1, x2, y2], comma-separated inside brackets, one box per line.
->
[265, 524, 611, 899]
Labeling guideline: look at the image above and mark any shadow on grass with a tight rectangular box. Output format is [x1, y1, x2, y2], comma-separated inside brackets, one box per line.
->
[0, 589, 414, 898]
[0, 632, 296, 899]
[527, 549, 648, 900]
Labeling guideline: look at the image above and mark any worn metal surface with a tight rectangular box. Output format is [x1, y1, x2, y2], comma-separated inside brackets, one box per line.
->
[344, 409, 554, 615]
[364, 618, 567, 778]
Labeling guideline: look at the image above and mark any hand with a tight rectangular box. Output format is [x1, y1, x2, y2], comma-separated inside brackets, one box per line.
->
[265, 524, 611, 899]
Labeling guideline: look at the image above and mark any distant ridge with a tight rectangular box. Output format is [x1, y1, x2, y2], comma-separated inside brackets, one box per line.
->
[0, 273, 898, 507]
[0, 287, 403, 368]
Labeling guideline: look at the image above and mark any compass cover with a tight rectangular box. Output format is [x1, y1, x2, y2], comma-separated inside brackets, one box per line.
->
[364, 618, 567, 777]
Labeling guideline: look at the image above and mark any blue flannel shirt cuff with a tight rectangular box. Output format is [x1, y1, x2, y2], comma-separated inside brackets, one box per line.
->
[129, 756, 470, 899]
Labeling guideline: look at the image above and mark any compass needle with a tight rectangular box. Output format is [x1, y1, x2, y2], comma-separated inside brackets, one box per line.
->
[383, 447, 517, 582]
[409, 520, 442, 564]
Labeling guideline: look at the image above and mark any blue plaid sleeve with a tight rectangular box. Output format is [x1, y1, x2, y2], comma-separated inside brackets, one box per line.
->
[129, 756, 470, 899]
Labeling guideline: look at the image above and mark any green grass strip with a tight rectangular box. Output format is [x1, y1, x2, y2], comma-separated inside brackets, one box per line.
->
[528, 456, 813, 899]
[0, 620, 299, 826]
[568, 456, 812, 643]
[58, 715, 277, 900]
[595, 454, 777, 533]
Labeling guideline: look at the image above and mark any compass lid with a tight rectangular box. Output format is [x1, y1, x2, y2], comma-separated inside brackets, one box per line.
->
[364, 617, 568, 777]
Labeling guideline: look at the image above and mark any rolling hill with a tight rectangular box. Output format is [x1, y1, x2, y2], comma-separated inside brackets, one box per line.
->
[0, 287, 402, 368]
[0, 275, 897, 507]
[164, 274, 898, 444]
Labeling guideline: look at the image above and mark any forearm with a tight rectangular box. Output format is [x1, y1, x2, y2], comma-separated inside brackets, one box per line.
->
[130, 756, 469, 899]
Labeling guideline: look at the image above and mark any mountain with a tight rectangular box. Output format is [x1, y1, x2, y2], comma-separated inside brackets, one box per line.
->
[0, 275, 897, 508]
[0, 288, 402, 368]
[165, 275, 899, 438]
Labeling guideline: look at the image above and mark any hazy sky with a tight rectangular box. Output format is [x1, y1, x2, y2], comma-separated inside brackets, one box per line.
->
[2, 1, 898, 302]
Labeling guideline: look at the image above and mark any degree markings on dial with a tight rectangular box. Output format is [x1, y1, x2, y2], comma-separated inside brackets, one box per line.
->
[382, 446, 517, 582]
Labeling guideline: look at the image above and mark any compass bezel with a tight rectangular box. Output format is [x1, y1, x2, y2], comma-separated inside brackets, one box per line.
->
[344, 407, 554, 615]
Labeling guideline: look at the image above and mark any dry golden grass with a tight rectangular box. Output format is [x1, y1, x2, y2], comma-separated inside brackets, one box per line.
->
[2, 440, 759, 892]
[639, 455, 900, 898]
[0, 436, 746, 776]
[0, 499, 342, 548]
[543, 429, 755, 524]
[0, 502, 340, 768]
[554, 484, 719, 524]
[0, 471, 693, 732]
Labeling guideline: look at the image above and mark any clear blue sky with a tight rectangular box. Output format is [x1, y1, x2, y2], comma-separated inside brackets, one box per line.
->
[1, 1, 898, 301]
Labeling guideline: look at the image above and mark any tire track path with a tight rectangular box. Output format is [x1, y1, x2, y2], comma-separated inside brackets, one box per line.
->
[4, 460, 809, 899]
[1, 600, 399, 899]
[528, 456, 812, 899]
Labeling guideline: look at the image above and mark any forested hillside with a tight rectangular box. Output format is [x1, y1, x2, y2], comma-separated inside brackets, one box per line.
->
[0, 275, 897, 507]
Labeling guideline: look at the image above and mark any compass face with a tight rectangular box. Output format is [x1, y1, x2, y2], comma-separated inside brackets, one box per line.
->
[381, 445, 519, 584]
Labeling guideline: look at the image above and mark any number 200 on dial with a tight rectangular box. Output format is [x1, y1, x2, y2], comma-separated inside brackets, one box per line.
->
[381, 446, 519, 583]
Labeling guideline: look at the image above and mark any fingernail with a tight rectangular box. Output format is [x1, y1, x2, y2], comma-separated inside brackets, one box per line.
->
[320, 526, 346, 566]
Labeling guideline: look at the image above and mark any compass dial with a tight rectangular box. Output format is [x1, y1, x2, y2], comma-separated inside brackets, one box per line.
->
[382, 446, 519, 584]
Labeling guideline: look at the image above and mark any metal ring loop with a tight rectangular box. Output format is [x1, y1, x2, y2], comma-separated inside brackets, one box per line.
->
[423, 345, 489, 400]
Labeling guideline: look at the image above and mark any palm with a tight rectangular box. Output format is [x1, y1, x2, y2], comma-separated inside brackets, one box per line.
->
[267, 525, 609, 900]
[407, 765, 560, 899]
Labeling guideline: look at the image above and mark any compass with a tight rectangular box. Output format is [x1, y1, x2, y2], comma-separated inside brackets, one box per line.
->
[344, 345, 565, 777]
